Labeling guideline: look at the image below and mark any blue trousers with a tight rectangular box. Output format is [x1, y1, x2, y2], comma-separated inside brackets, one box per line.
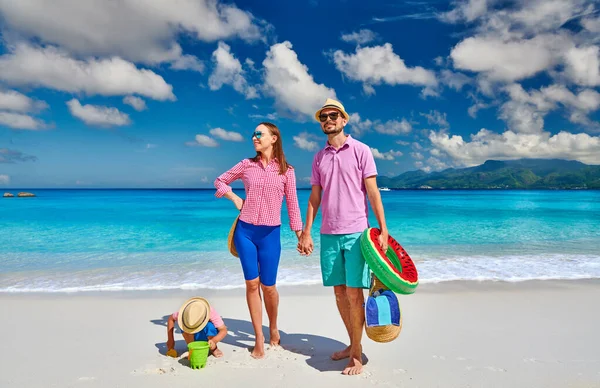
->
[233, 219, 281, 286]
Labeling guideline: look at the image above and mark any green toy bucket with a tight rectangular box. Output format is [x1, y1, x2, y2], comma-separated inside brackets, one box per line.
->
[188, 341, 210, 369]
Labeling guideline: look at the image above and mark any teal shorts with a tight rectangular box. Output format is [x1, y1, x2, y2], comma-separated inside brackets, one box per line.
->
[320, 233, 370, 289]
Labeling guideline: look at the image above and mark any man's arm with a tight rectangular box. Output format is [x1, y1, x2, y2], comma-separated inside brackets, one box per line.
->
[298, 185, 322, 255]
[364, 176, 389, 252]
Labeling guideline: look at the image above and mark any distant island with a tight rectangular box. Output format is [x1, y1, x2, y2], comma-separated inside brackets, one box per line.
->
[378, 159, 600, 189]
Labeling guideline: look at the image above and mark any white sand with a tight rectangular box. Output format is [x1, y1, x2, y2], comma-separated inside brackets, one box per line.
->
[1, 280, 599, 388]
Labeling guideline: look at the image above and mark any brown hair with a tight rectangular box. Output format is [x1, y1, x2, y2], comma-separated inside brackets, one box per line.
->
[251, 122, 291, 175]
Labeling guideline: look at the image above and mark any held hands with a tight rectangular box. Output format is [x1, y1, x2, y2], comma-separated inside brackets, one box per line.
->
[297, 231, 314, 256]
[208, 339, 216, 351]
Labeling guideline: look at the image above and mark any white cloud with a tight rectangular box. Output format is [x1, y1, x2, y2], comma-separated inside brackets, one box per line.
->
[340, 29, 378, 45]
[0, 174, 9, 184]
[396, 140, 410, 146]
[0, 44, 175, 101]
[333, 44, 438, 94]
[263, 41, 337, 119]
[421, 110, 449, 128]
[187, 134, 219, 147]
[0, 148, 37, 163]
[426, 156, 449, 171]
[582, 16, 600, 33]
[374, 119, 412, 135]
[249, 112, 278, 121]
[293, 132, 319, 151]
[440, 70, 472, 91]
[0, 89, 47, 112]
[123, 96, 147, 111]
[0, 111, 47, 130]
[208, 42, 258, 99]
[0, 0, 265, 69]
[499, 83, 600, 132]
[450, 35, 562, 82]
[411, 152, 425, 160]
[441, 0, 489, 23]
[209, 127, 243, 141]
[349, 113, 412, 136]
[371, 148, 403, 160]
[67, 99, 131, 127]
[429, 128, 600, 166]
[564, 45, 600, 87]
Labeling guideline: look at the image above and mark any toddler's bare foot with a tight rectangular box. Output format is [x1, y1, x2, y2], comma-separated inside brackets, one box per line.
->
[212, 347, 223, 358]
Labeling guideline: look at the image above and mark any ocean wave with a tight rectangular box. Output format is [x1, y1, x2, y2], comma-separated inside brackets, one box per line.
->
[1, 253, 599, 293]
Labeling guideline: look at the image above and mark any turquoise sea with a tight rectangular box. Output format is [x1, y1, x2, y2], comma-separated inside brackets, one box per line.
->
[1, 189, 599, 292]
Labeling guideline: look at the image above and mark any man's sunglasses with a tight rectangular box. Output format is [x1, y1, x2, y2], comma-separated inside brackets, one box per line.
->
[251, 131, 263, 139]
[318, 112, 341, 122]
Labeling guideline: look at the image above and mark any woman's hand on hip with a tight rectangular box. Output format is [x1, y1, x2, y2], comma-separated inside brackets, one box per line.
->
[233, 196, 244, 211]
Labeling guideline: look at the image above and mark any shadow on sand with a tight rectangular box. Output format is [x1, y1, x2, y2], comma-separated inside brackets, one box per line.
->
[151, 316, 368, 372]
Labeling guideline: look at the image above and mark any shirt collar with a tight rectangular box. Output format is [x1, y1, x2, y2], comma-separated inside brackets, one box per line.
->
[325, 134, 353, 151]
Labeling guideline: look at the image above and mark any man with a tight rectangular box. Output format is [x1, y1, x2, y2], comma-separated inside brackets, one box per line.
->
[298, 98, 389, 375]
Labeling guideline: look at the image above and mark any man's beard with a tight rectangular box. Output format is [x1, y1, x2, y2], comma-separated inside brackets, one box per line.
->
[322, 125, 343, 135]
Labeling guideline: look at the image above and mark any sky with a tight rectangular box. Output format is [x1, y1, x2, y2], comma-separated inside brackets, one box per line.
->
[0, 0, 599, 188]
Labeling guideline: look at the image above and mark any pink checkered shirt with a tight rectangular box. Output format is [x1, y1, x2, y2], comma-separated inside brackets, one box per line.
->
[214, 158, 303, 231]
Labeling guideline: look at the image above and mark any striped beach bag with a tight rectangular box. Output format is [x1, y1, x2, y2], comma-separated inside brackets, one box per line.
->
[364, 274, 402, 343]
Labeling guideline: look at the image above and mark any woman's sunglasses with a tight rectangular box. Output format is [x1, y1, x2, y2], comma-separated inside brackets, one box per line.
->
[318, 112, 341, 122]
[251, 131, 263, 140]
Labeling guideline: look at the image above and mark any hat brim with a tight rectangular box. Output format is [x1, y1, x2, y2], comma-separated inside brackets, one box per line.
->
[227, 215, 239, 257]
[177, 297, 211, 334]
[314, 105, 349, 122]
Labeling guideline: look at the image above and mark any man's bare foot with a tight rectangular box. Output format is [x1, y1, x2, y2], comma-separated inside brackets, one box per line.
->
[331, 345, 351, 360]
[332, 345, 363, 361]
[269, 327, 281, 347]
[211, 347, 223, 358]
[342, 356, 364, 375]
[251, 338, 265, 359]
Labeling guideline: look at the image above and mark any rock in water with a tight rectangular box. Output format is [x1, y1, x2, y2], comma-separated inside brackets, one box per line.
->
[17, 192, 35, 197]
[3, 192, 14, 197]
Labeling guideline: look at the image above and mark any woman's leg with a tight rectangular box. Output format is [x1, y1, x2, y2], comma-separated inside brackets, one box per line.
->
[234, 221, 265, 359]
[245, 278, 265, 358]
[256, 226, 282, 347]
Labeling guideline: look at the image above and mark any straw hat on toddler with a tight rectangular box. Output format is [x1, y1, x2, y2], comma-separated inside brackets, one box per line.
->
[177, 297, 211, 334]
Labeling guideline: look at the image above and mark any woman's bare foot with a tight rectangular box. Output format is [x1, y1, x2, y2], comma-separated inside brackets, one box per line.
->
[331, 346, 351, 360]
[211, 347, 224, 358]
[251, 337, 265, 359]
[269, 327, 281, 348]
[342, 356, 364, 375]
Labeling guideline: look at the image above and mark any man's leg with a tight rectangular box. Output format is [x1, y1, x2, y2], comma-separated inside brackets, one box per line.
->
[320, 234, 353, 360]
[341, 233, 370, 375]
[343, 287, 365, 375]
[331, 285, 353, 360]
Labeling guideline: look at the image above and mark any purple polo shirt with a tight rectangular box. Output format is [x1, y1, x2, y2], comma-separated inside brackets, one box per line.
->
[310, 135, 378, 234]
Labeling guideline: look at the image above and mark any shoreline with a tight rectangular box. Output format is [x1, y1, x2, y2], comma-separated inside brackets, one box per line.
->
[2, 277, 599, 298]
[2, 279, 599, 387]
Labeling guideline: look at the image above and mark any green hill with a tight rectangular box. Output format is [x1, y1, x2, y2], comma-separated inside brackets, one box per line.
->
[379, 159, 600, 189]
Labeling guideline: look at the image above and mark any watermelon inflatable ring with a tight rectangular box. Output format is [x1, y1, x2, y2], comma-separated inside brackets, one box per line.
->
[360, 228, 418, 295]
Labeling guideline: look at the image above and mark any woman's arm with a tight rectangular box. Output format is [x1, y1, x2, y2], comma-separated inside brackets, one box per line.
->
[214, 160, 246, 210]
[284, 167, 303, 235]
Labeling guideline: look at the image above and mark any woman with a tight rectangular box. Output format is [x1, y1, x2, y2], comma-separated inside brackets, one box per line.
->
[214, 122, 303, 359]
